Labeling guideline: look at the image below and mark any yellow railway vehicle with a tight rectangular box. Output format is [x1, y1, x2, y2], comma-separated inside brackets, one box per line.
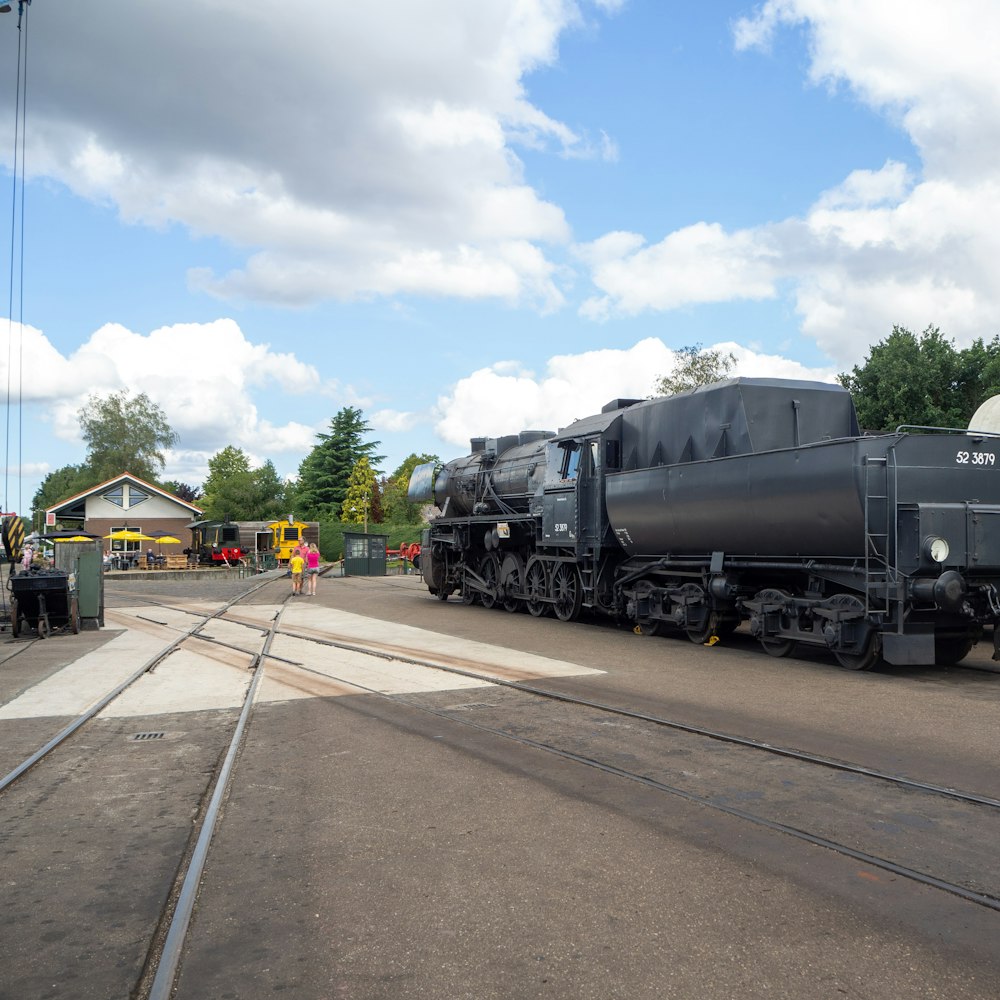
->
[268, 518, 317, 564]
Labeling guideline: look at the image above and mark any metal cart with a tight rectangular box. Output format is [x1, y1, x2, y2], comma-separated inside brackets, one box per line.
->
[9, 570, 80, 638]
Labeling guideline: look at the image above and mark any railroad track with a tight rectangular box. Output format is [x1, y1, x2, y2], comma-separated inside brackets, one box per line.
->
[105, 590, 1000, 914]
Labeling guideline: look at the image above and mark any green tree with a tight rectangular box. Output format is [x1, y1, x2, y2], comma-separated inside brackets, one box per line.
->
[837, 325, 1000, 430]
[78, 390, 178, 482]
[200, 446, 286, 520]
[295, 407, 385, 517]
[341, 456, 380, 527]
[381, 452, 439, 524]
[160, 481, 201, 503]
[654, 344, 737, 396]
[31, 464, 98, 526]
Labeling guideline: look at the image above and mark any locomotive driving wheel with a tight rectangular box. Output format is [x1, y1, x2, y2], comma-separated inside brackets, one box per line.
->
[828, 594, 881, 671]
[479, 554, 501, 610]
[525, 558, 547, 617]
[500, 554, 526, 613]
[551, 563, 582, 622]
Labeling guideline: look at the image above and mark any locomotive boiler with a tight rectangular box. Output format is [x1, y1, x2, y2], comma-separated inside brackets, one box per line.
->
[409, 378, 1000, 669]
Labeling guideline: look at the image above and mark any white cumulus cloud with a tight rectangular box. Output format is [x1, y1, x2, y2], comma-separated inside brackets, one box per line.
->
[579, 0, 1000, 364]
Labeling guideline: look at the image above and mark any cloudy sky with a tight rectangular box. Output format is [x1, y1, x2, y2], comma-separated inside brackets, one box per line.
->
[1, 0, 996, 516]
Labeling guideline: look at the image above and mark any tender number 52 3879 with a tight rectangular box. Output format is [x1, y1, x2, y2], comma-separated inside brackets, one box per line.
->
[956, 450, 995, 465]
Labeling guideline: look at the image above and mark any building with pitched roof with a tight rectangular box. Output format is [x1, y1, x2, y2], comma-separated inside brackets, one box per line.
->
[44, 473, 202, 558]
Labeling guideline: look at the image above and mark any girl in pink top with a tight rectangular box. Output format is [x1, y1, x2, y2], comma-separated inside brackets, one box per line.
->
[306, 543, 320, 595]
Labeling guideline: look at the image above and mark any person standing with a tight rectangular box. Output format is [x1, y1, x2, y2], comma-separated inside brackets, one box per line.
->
[289, 548, 305, 596]
[306, 543, 320, 595]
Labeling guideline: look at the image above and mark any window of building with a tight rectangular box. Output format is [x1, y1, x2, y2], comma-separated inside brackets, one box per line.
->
[103, 486, 125, 508]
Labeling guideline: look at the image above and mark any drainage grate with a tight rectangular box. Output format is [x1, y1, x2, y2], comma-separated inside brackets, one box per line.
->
[131, 731, 166, 741]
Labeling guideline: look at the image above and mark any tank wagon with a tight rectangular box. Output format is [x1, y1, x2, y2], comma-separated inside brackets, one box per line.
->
[408, 377, 1000, 670]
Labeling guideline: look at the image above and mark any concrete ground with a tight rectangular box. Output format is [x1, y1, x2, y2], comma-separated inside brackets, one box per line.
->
[2, 570, 998, 999]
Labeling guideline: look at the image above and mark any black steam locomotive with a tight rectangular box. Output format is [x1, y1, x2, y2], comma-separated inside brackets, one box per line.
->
[408, 377, 1000, 669]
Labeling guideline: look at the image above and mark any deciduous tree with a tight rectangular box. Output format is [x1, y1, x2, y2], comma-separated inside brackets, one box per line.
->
[341, 456, 381, 528]
[78, 390, 177, 482]
[654, 344, 737, 396]
[200, 446, 286, 520]
[838, 325, 1000, 430]
[381, 452, 439, 524]
[31, 464, 98, 525]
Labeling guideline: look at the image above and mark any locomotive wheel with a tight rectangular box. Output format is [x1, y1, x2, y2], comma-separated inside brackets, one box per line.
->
[686, 615, 720, 644]
[479, 554, 501, 610]
[525, 559, 547, 617]
[752, 589, 795, 657]
[760, 636, 795, 657]
[500, 554, 526, 613]
[934, 632, 975, 665]
[551, 564, 582, 622]
[829, 594, 881, 671]
[677, 583, 715, 643]
[631, 581, 661, 636]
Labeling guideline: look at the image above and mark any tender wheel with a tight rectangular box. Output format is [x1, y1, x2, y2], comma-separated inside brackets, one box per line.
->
[500, 554, 525, 613]
[479, 554, 501, 610]
[70, 596, 81, 634]
[631, 581, 662, 636]
[525, 559, 547, 617]
[551, 564, 582, 622]
[10, 598, 19, 637]
[677, 583, 714, 643]
[752, 589, 795, 657]
[37, 616, 49, 639]
[934, 632, 975, 666]
[829, 594, 881, 671]
[760, 636, 795, 657]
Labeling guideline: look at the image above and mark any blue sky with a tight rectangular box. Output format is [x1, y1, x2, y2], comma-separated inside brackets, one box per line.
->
[1, 0, 994, 519]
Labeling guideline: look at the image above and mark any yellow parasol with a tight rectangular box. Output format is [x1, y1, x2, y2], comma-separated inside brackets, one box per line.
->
[104, 529, 157, 541]
[54, 536, 97, 542]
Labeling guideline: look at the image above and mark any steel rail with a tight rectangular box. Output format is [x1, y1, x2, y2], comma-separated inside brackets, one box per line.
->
[283, 656, 1000, 915]
[274, 623, 1000, 812]
[146, 601, 283, 1000]
[0, 574, 277, 794]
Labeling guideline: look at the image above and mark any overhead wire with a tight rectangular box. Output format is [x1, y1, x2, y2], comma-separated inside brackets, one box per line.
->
[2, 1, 29, 619]
[4, 0, 29, 520]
